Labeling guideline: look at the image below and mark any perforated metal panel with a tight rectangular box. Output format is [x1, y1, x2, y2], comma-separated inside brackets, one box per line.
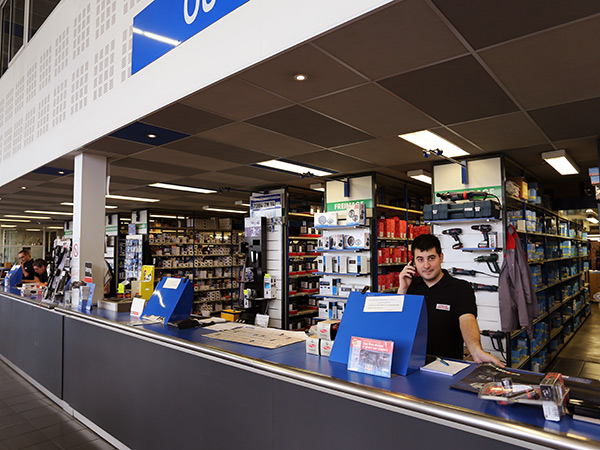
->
[93, 40, 115, 100]
[52, 80, 68, 126]
[54, 27, 70, 76]
[96, 0, 117, 39]
[26, 64, 37, 103]
[37, 95, 50, 137]
[121, 26, 132, 82]
[71, 62, 89, 114]
[12, 118, 22, 155]
[73, 4, 91, 59]
[14, 77, 24, 114]
[39, 47, 52, 90]
[2, 127, 12, 161]
[24, 108, 36, 146]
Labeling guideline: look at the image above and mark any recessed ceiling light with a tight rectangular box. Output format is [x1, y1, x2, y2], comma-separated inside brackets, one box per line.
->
[25, 210, 73, 216]
[121, 218, 131, 222]
[150, 214, 186, 219]
[47, 226, 64, 229]
[398, 130, 469, 158]
[58, 171, 65, 175]
[309, 183, 324, 192]
[149, 183, 216, 194]
[5, 215, 51, 220]
[21, 186, 26, 189]
[541, 149, 579, 175]
[256, 159, 333, 177]
[294, 74, 307, 81]
[0, 218, 30, 222]
[62, 201, 118, 209]
[234, 201, 250, 206]
[0, 225, 17, 228]
[105, 194, 160, 202]
[25, 229, 41, 232]
[147, 134, 157, 139]
[586, 217, 599, 224]
[407, 169, 432, 184]
[202, 206, 246, 214]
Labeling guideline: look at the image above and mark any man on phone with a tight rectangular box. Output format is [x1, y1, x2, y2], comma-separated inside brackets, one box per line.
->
[397, 234, 502, 366]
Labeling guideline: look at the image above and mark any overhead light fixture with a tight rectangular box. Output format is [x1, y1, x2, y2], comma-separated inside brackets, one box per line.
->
[150, 214, 186, 219]
[0, 218, 30, 223]
[256, 159, 333, 177]
[234, 201, 250, 206]
[58, 171, 65, 175]
[586, 209, 596, 214]
[25, 229, 41, 232]
[25, 210, 73, 216]
[310, 183, 325, 192]
[541, 149, 579, 175]
[407, 169, 432, 184]
[586, 217, 599, 224]
[0, 225, 17, 228]
[202, 206, 246, 214]
[121, 218, 131, 222]
[398, 130, 469, 157]
[61, 202, 117, 209]
[294, 74, 307, 82]
[5, 215, 51, 220]
[149, 183, 216, 194]
[132, 27, 181, 47]
[47, 226, 64, 229]
[105, 194, 160, 202]
[147, 134, 157, 139]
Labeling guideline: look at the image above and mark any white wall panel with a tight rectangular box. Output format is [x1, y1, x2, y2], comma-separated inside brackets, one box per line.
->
[0, 0, 392, 186]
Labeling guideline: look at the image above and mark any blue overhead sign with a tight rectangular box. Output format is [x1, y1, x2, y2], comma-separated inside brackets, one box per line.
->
[132, 0, 250, 74]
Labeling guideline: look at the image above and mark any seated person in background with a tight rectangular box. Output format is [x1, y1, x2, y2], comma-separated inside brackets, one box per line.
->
[32, 259, 49, 285]
[18, 249, 35, 281]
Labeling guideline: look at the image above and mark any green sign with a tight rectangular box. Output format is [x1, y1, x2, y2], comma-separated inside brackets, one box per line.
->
[326, 199, 372, 212]
[64, 230, 72, 236]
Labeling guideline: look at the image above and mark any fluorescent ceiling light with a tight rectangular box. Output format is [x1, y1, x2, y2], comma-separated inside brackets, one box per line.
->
[256, 160, 333, 177]
[407, 169, 432, 184]
[121, 218, 131, 222]
[586, 217, 599, 224]
[0, 218, 30, 223]
[310, 183, 325, 192]
[202, 206, 246, 214]
[398, 130, 469, 157]
[61, 202, 117, 209]
[150, 214, 186, 219]
[5, 215, 51, 220]
[133, 27, 181, 47]
[106, 194, 160, 202]
[0, 225, 17, 228]
[25, 210, 73, 216]
[25, 229, 41, 232]
[47, 226, 64, 229]
[542, 149, 579, 175]
[234, 201, 251, 207]
[149, 182, 217, 194]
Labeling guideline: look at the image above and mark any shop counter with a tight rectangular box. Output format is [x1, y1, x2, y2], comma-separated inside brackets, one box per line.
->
[1, 289, 600, 450]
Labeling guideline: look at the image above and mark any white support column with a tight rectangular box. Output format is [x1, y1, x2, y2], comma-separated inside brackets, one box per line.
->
[72, 153, 107, 303]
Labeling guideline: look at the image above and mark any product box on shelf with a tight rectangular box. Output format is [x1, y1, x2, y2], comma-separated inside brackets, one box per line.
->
[317, 319, 340, 340]
[306, 336, 320, 355]
[314, 212, 338, 227]
[320, 339, 334, 357]
[318, 301, 330, 319]
[346, 203, 366, 226]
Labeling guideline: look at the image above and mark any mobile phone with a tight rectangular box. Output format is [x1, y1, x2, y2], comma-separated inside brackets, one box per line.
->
[411, 258, 420, 277]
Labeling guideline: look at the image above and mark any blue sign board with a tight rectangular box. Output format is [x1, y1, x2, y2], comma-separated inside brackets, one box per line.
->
[132, 0, 250, 74]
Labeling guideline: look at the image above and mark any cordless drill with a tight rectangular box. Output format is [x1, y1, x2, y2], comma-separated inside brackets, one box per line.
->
[442, 228, 463, 249]
[474, 253, 500, 274]
[471, 224, 492, 248]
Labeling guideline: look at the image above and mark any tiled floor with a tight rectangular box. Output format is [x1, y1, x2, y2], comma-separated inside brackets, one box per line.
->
[0, 360, 117, 450]
[547, 302, 600, 379]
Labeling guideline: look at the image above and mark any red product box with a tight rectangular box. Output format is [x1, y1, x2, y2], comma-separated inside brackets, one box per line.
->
[378, 219, 386, 238]
[386, 218, 397, 238]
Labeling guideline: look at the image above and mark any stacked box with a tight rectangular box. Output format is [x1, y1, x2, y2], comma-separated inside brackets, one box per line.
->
[511, 330, 528, 365]
[377, 219, 386, 238]
[531, 265, 543, 289]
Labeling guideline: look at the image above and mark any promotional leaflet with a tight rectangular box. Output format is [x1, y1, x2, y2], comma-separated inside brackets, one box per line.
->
[347, 336, 394, 378]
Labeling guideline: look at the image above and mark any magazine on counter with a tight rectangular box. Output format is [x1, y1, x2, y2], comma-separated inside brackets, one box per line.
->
[347, 336, 394, 378]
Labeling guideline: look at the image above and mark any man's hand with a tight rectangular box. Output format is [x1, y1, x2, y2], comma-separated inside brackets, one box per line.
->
[397, 261, 416, 294]
[470, 347, 504, 367]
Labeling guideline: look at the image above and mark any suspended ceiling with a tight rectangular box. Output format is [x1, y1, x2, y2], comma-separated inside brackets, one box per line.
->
[1, 0, 600, 227]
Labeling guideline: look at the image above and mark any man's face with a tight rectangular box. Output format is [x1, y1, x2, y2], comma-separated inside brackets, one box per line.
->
[18, 253, 30, 263]
[34, 265, 45, 275]
[413, 247, 444, 284]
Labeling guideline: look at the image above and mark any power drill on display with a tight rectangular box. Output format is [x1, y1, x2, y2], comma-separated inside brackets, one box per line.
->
[436, 191, 490, 202]
[471, 282, 499, 292]
[442, 228, 463, 249]
[474, 253, 500, 274]
[471, 224, 492, 248]
[451, 267, 499, 278]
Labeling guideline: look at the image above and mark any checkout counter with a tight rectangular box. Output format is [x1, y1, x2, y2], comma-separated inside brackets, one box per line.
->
[1, 286, 600, 450]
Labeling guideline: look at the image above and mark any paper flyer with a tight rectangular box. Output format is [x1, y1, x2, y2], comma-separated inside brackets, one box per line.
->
[347, 336, 394, 378]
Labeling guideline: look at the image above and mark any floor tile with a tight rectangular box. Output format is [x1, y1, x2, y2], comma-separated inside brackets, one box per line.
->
[28, 413, 70, 430]
[71, 439, 117, 450]
[0, 421, 36, 439]
[3, 430, 49, 450]
[40, 421, 85, 440]
[51, 429, 100, 450]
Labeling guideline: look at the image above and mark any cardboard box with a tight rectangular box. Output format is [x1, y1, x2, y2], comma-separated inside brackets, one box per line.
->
[317, 319, 340, 340]
[306, 336, 320, 355]
[221, 309, 242, 322]
[509, 177, 528, 199]
[320, 339, 334, 357]
[589, 271, 600, 298]
[98, 299, 133, 312]
[314, 212, 338, 227]
[318, 301, 330, 319]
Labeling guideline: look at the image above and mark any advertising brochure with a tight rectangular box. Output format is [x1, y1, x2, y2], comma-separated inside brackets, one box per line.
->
[347, 336, 394, 378]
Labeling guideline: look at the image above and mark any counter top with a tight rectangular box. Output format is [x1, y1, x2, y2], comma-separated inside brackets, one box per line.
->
[2, 287, 600, 449]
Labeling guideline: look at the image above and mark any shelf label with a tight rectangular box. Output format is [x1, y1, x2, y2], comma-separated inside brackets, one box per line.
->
[363, 295, 404, 313]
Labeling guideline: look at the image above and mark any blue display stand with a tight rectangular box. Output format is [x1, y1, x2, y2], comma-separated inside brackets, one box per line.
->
[142, 277, 194, 324]
[329, 292, 428, 376]
[4, 265, 23, 288]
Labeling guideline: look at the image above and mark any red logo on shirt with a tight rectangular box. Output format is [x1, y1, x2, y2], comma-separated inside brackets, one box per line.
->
[436, 304, 450, 311]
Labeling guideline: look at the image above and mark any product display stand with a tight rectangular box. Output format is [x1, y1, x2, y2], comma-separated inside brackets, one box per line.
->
[142, 277, 194, 324]
[329, 291, 427, 375]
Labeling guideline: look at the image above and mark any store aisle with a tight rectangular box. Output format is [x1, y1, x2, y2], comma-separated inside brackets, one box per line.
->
[547, 302, 600, 380]
[0, 359, 116, 450]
